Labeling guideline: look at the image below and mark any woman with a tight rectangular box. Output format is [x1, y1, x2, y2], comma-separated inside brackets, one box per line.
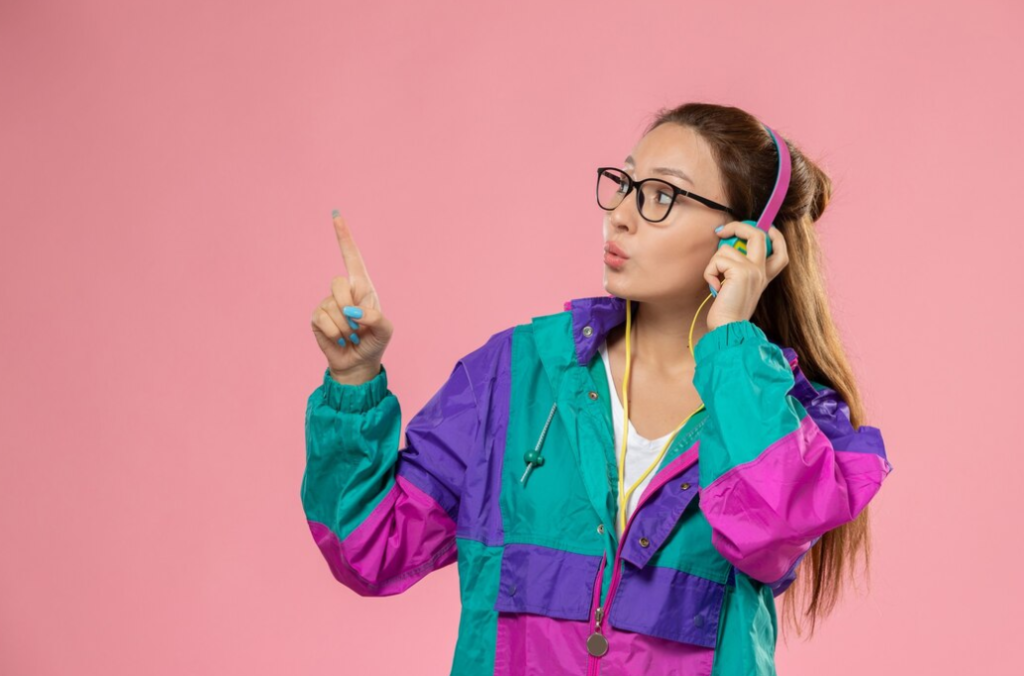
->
[304, 101, 893, 675]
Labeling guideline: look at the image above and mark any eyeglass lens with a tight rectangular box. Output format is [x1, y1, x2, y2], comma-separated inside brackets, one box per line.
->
[597, 169, 677, 222]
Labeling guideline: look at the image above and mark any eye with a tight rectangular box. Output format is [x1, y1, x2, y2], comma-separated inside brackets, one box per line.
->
[656, 189, 676, 205]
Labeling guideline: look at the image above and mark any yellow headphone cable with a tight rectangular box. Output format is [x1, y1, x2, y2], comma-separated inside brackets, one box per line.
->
[615, 292, 715, 537]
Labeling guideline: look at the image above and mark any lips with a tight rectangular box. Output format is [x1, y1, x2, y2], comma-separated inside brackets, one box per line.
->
[604, 242, 629, 259]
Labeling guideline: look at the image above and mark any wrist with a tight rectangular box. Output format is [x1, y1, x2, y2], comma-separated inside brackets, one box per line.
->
[707, 317, 746, 332]
[329, 363, 382, 386]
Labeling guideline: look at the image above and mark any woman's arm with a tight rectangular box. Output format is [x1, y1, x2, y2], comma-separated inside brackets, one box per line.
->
[692, 320, 893, 586]
[302, 331, 505, 596]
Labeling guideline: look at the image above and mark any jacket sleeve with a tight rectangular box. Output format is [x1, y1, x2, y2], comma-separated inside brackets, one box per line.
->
[301, 349, 485, 597]
[692, 320, 893, 588]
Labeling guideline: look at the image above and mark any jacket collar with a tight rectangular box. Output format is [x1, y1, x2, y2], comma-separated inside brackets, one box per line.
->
[564, 294, 631, 366]
[563, 293, 800, 371]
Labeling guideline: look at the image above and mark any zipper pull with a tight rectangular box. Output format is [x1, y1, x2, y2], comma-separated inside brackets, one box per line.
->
[586, 606, 609, 657]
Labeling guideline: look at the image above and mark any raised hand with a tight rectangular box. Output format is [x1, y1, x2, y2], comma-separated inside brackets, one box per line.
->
[311, 211, 395, 383]
[703, 221, 790, 331]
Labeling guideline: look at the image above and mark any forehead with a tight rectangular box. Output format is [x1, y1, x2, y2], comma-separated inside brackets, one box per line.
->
[627, 123, 720, 194]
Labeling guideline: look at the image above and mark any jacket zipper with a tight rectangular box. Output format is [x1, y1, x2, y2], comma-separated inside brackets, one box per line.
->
[585, 465, 686, 674]
[585, 556, 607, 676]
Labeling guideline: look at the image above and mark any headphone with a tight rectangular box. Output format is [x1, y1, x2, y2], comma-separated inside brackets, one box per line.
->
[708, 123, 791, 296]
[615, 122, 793, 537]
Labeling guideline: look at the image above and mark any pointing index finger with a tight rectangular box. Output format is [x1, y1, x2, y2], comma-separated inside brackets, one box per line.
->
[332, 211, 371, 281]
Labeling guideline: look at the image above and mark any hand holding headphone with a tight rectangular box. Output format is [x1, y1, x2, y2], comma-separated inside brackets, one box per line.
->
[703, 125, 792, 331]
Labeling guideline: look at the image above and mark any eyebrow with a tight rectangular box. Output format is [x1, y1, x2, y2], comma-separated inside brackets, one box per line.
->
[623, 155, 694, 186]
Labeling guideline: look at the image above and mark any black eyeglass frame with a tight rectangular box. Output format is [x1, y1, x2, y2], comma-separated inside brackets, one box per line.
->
[595, 167, 737, 223]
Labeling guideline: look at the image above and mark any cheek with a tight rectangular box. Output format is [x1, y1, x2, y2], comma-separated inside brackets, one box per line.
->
[639, 236, 718, 289]
[648, 232, 708, 269]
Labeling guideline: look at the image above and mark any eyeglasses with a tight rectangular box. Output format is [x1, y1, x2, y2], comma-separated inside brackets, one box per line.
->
[595, 167, 736, 223]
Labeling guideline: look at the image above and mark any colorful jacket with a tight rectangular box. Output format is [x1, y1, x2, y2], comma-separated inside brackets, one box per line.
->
[302, 294, 893, 675]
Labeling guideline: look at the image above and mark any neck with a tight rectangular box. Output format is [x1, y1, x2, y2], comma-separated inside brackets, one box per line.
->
[625, 295, 712, 376]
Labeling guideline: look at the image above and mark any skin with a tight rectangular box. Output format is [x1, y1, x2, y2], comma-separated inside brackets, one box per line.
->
[602, 122, 791, 377]
[311, 212, 394, 386]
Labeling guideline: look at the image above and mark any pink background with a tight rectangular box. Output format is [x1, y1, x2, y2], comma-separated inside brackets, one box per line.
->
[1, 0, 1020, 674]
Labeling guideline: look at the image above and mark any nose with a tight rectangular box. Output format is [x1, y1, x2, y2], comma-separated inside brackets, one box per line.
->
[608, 187, 641, 233]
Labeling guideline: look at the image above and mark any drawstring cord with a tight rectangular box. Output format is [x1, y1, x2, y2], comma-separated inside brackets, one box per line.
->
[520, 401, 558, 486]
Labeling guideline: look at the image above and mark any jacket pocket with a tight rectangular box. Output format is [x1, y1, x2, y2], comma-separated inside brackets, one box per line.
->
[492, 542, 603, 620]
[607, 563, 728, 649]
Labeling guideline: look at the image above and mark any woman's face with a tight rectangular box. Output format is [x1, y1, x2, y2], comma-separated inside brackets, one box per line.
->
[602, 123, 732, 305]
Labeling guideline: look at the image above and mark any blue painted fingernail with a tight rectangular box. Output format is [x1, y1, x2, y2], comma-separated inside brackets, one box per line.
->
[348, 333, 360, 345]
[337, 336, 347, 346]
[343, 306, 363, 318]
[347, 317, 360, 331]
[710, 285, 718, 297]
[332, 209, 340, 218]
[714, 225, 724, 233]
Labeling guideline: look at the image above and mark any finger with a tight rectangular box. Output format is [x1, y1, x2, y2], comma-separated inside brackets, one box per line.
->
[705, 237, 754, 291]
[333, 212, 373, 285]
[731, 221, 770, 264]
[329, 278, 388, 335]
[312, 304, 344, 343]
[329, 302, 392, 349]
[338, 303, 387, 331]
[318, 294, 352, 336]
[713, 221, 748, 258]
[703, 249, 732, 293]
[327, 277, 363, 344]
[330, 275, 356, 322]
[714, 238, 751, 264]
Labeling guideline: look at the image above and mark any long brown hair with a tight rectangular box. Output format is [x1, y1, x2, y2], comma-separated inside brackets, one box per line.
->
[644, 102, 877, 641]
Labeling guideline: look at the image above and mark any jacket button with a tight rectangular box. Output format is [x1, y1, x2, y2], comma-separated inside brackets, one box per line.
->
[680, 482, 691, 490]
[597, 524, 604, 534]
[582, 325, 593, 337]
[693, 614, 704, 627]
[638, 537, 650, 548]
[588, 391, 599, 400]
[509, 584, 517, 596]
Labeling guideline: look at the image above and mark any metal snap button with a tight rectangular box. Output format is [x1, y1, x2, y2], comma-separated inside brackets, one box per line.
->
[509, 584, 517, 596]
[597, 524, 604, 535]
[582, 325, 593, 337]
[588, 391, 599, 400]
[693, 614, 704, 627]
[680, 482, 691, 490]
[639, 537, 650, 548]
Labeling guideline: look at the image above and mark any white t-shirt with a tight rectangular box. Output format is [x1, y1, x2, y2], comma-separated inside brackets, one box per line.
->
[598, 338, 674, 539]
